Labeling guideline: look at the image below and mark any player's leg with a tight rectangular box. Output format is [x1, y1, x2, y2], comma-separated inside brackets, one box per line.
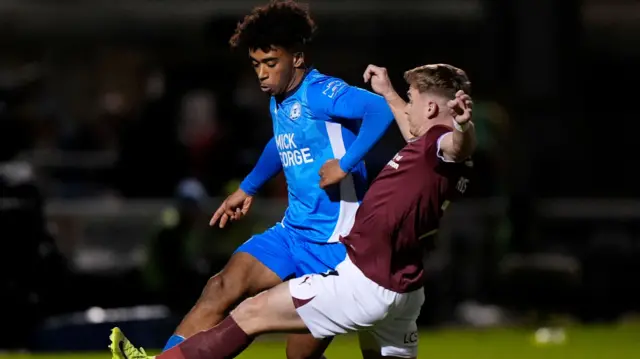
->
[110, 282, 304, 359]
[358, 288, 425, 359]
[286, 334, 333, 359]
[113, 257, 392, 359]
[172, 252, 282, 336]
[285, 240, 347, 359]
[163, 225, 296, 350]
[359, 331, 387, 359]
[157, 281, 309, 359]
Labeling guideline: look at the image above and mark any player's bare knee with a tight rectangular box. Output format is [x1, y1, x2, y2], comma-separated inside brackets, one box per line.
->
[285, 346, 311, 359]
[197, 274, 239, 313]
[230, 294, 269, 335]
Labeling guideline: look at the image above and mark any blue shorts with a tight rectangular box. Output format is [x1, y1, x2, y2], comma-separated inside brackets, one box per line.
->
[234, 223, 347, 280]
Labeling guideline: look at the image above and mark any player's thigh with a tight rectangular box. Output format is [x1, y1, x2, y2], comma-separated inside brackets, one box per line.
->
[201, 252, 280, 304]
[231, 280, 307, 335]
[286, 334, 333, 359]
[201, 226, 293, 307]
[232, 225, 297, 293]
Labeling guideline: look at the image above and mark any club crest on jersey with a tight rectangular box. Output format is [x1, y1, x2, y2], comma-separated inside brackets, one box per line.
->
[290, 102, 302, 120]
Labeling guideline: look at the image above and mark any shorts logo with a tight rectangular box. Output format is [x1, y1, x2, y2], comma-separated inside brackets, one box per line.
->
[290, 102, 301, 120]
[403, 331, 418, 344]
[319, 270, 338, 277]
[300, 276, 312, 285]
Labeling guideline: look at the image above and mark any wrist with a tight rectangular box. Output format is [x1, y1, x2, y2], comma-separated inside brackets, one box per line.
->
[338, 159, 350, 173]
[453, 119, 470, 132]
[239, 180, 257, 196]
[382, 90, 400, 102]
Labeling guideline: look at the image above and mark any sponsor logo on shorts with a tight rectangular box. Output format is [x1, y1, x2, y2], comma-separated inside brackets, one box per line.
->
[319, 269, 339, 277]
[403, 331, 418, 344]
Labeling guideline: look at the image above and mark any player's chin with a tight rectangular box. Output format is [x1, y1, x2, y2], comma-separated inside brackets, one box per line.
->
[260, 85, 274, 94]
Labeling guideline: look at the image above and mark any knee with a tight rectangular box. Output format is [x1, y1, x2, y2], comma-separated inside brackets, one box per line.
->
[230, 294, 268, 334]
[285, 345, 305, 359]
[197, 274, 242, 313]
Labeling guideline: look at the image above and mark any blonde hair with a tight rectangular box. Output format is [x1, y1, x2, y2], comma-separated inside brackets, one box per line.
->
[404, 63, 471, 98]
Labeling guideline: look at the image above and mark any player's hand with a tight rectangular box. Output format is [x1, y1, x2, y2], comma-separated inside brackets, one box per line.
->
[319, 159, 347, 189]
[363, 64, 395, 99]
[209, 188, 254, 228]
[447, 90, 473, 125]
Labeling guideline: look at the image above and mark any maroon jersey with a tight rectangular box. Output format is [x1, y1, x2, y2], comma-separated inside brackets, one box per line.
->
[340, 125, 472, 293]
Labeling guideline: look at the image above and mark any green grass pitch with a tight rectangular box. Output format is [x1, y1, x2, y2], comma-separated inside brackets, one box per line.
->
[1, 323, 639, 359]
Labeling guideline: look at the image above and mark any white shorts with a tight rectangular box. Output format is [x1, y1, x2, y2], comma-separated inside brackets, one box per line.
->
[289, 256, 425, 358]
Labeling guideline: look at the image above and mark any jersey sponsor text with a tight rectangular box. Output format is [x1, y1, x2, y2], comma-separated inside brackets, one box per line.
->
[275, 132, 314, 167]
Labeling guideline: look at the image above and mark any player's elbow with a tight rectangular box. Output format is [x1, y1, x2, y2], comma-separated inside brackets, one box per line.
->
[442, 137, 476, 162]
[448, 141, 476, 162]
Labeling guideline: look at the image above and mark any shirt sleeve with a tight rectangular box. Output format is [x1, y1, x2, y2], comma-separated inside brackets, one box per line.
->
[424, 125, 454, 166]
[239, 137, 282, 195]
[307, 78, 394, 172]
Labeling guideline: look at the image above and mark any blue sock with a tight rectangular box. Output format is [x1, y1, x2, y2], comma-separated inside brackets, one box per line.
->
[163, 334, 185, 352]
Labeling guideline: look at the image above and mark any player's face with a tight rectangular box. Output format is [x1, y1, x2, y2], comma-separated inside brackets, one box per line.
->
[405, 86, 427, 136]
[405, 86, 439, 136]
[249, 47, 300, 96]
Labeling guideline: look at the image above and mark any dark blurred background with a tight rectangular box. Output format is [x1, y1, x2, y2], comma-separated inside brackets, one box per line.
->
[1, 0, 640, 356]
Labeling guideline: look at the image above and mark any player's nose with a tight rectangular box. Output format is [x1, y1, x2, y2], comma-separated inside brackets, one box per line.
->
[257, 68, 268, 81]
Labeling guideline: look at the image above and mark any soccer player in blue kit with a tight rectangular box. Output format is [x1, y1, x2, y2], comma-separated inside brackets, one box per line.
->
[160, 1, 394, 358]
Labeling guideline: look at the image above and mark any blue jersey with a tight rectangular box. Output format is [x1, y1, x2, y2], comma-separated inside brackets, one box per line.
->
[241, 68, 394, 244]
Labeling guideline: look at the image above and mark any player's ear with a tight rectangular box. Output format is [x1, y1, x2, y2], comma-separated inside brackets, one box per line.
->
[292, 52, 305, 68]
[426, 100, 439, 120]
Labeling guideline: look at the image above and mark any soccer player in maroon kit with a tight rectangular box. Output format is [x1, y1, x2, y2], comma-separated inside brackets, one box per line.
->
[110, 63, 475, 359]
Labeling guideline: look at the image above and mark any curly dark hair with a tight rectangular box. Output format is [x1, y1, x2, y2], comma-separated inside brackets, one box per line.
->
[229, 0, 316, 52]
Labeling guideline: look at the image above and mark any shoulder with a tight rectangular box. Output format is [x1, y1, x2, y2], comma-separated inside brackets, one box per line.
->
[413, 125, 453, 165]
[420, 125, 452, 149]
[305, 71, 350, 100]
[420, 126, 473, 175]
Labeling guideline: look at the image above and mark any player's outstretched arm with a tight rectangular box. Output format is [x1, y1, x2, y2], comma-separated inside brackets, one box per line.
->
[309, 77, 394, 181]
[363, 65, 412, 142]
[239, 137, 282, 195]
[439, 90, 477, 162]
[209, 138, 282, 227]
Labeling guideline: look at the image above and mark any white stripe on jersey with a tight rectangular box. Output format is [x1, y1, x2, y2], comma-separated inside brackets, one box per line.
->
[325, 122, 359, 243]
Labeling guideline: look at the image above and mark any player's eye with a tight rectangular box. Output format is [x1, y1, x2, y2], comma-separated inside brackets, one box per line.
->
[266, 61, 278, 68]
[251, 61, 259, 68]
